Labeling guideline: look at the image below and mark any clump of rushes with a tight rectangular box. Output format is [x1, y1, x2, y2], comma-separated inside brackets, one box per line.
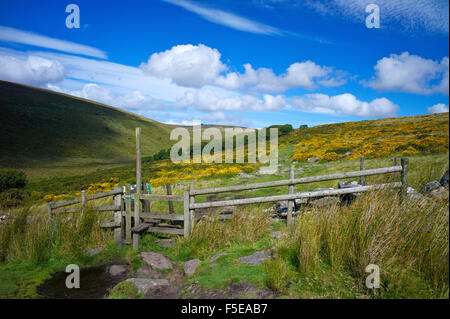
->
[0, 205, 112, 265]
[282, 187, 449, 298]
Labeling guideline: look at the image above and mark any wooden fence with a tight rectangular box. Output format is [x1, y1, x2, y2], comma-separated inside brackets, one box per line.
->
[46, 127, 409, 250]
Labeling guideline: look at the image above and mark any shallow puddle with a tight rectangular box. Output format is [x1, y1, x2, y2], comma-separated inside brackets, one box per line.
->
[37, 262, 129, 299]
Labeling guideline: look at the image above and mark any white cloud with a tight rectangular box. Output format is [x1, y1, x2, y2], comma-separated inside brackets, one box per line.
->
[174, 86, 286, 111]
[367, 52, 449, 95]
[140, 44, 227, 87]
[0, 26, 107, 59]
[427, 103, 449, 114]
[0, 53, 64, 85]
[289, 93, 399, 117]
[303, 0, 449, 34]
[162, 0, 283, 35]
[216, 61, 346, 92]
[48, 83, 165, 111]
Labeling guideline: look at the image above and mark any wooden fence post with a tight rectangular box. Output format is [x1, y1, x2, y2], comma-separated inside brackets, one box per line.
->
[401, 158, 409, 198]
[394, 157, 399, 182]
[360, 156, 365, 185]
[287, 164, 294, 226]
[47, 204, 52, 221]
[113, 186, 123, 247]
[135, 127, 142, 227]
[189, 181, 195, 236]
[166, 183, 174, 214]
[125, 184, 132, 242]
[184, 189, 190, 238]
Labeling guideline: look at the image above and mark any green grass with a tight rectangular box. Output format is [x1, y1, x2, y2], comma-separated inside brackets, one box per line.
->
[0, 80, 178, 168]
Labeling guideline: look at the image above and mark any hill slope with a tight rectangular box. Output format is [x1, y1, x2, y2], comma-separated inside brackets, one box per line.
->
[0, 80, 178, 167]
[280, 113, 449, 161]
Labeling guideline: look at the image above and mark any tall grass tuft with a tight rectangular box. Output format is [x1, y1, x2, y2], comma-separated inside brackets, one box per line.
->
[290, 188, 449, 298]
[0, 206, 112, 265]
[176, 206, 271, 259]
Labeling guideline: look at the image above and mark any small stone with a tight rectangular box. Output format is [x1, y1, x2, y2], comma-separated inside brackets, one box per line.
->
[239, 250, 271, 266]
[338, 181, 360, 189]
[237, 173, 253, 178]
[139, 252, 173, 270]
[422, 181, 441, 193]
[126, 278, 169, 295]
[210, 253, 227, 262]
[270, 231, 282, 239]
[440, 170, 449, 187]
[184, 259, 201, 277]
[85, 247, 104, 257]
[156, 240, 174, 248]
[307, 157, 321, 163]
[109, 265, 128, 276]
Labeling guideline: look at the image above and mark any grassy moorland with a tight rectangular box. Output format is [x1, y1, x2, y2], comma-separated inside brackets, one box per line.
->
[0, 96, 448, 299]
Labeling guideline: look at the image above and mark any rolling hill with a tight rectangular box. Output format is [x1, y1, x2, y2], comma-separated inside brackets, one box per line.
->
[0, 80, 180, 167]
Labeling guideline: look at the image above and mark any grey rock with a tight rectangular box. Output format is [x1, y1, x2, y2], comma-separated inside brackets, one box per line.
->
[108, 265, 128, 276]
[239, 250, 271, 266]
[422, 181, 441, 193]
[440, 170, 449, 187]
[85, 247, 104, 257]
[343, 151, 352, 157]
[237, 173, 253, 178]
[184, 259, 201, 277]
[126, 278, 169, 295]
[135, 266, 153, 278]
[429, 186, 448, 200]
[338, 181, 360, 189]
[210, 253, 227, 262]
[139, 252, 173, 270]
[270, 231, 282, 239]
[310, 196, 340, 208]
[307, 157, 321, 163]
[156, 240, 174, 248]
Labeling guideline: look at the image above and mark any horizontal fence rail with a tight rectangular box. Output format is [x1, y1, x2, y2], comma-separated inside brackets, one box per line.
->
[49, 188, 123, 209]
[190, 166, 403, 196]
[190, 182, 402, 209]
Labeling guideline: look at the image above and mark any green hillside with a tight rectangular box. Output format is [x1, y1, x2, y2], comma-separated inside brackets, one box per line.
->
[0, 80, 177, 167]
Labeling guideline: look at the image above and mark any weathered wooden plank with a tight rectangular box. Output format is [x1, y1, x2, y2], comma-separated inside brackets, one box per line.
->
[184, 189, 190, 238]
[166, 183, 175, 214]
[52, 205, 121, 214]
[125, 184, 132, 242]
[189, 181, 195, 236]
[101, 221, 121, 228]
[136, 194, 184, 202]
[131, 222, 151, 233]
[135, 127, 142, 228]
[190, 166, 403, 195]
[50, 188, 123, 209]
[360, 156, 365, 186]
[401, 158, 409, 197]
[190, 182, 402, 209]
[287, 165, 294, 226]
[146, 227, 184, 236]
[140, 213, 184, 221]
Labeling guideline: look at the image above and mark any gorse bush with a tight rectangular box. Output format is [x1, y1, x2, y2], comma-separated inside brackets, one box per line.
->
[0, 169, 27, 193]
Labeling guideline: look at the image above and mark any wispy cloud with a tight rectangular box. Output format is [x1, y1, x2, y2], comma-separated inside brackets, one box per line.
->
[303, 0, 449, 34]
[0, 26, 108, 59]
[162, 0, 283, 35]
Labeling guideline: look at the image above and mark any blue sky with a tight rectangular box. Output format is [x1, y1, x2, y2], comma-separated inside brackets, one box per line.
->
[0, 0, 448, 128]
